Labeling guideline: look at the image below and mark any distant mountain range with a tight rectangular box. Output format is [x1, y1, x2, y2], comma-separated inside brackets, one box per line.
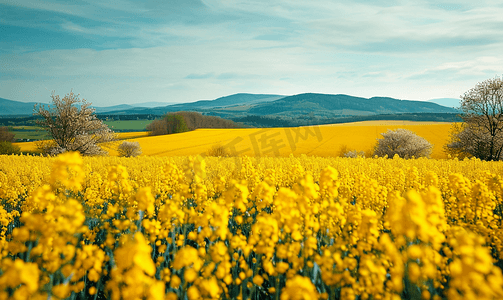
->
[0, 98, 40, 116]
[0, 98, 179, 115]
[244, 94, 457, 116]
[93, 101, 181, 113]
[0, 93, 459, 118]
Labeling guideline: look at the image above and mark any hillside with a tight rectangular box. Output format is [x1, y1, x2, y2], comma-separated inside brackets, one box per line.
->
[247, 94, 457, 116]
[0, 98, 39, 115]
[93, 104, 136, 113]
[164, 93, 284, 110]
[1, 93, 459, 121]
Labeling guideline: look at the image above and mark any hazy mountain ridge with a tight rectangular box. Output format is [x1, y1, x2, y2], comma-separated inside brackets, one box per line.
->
[247, 94, 456, 116]
[163, 93, 284, 110]
[1, 93, 459, 117]
[0, 98, 40, 115]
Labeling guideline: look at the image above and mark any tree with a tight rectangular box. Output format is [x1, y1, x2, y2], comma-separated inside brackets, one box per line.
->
[374, 128, 432, 159]
[0, 127, 15, 142]
[146, 112, 238, 136]
[0, 141, 20, 155]
[146, 113, 189, 136]
[118, 141, 142, 157]
[0, 127, 19, 155]
[165, 114, 189, 134]
[175, 111, 238, 130]
[446, 77, 503, 160]
[34, 91, 116, 156]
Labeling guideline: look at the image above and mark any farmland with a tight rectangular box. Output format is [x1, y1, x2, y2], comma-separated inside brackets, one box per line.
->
[7, 126, 49, 141]
[0, 151, 502, 299]
[103, 120, 154, 132]
[6, 120, 153, 142]
[119, 122, 453, 159]
[5, 121, 503, 300]
[13, 121, 453, 158]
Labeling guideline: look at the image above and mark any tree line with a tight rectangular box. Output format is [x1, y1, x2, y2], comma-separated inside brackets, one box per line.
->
[231, 113, 462, 128]
[146, 111, 239, 136]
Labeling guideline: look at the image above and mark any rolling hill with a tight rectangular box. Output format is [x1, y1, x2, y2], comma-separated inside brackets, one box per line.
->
[0, 98, 40, 115]
[246, 93, 457, 116]
[99, 93, 285, 115]
[162, 93, 284, 109]
[98, 93, 458, 118]
[0, 93, 458, 119]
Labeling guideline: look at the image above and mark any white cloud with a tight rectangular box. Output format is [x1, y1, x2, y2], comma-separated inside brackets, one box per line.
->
[2, 0, 503, 105]
[408, 57, 503, 81]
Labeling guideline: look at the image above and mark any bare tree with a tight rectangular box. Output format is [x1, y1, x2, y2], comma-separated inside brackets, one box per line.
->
[374, 128, 432, 159]
[446, 77, 503, 160]
[0, 127, 15, 142]
[34, 91, 116, 156]
[118, 141, 142, 157]
[0, 127, 19, 155]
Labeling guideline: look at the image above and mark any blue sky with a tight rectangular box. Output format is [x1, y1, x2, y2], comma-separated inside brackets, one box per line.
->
[1, 0, 502, 106]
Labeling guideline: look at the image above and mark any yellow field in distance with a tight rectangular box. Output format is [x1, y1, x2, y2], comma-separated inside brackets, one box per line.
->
[12, 122, 453, 158]
[117, 131, 149, 139]
[130, 121, 453, 159]
[13, 132, 149, 153]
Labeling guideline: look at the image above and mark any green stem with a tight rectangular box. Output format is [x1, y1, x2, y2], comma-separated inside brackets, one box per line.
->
[275, 276, 280, 300]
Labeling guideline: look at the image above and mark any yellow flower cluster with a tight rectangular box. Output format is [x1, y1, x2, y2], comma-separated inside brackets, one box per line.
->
[0, 153, 503, 299]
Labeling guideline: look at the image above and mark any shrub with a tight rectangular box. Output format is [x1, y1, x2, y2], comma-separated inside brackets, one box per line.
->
[206, 145, 231, 157]
[338, 144, 350, 157]
[118, 141, 142, 157]
[344, 150, 366, 158]
[374, 128, 432, 159]
[0, 141, 20, 155]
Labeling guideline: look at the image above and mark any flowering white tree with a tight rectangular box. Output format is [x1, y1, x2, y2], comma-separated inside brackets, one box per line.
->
[34, 91, 116, 156]
[374, 128, 432, 159]
[446, 77, 503, 160]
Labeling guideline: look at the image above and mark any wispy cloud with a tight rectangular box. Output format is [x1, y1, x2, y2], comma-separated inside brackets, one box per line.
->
[1, 0, 502, 105]
[408, 57, 503, 80]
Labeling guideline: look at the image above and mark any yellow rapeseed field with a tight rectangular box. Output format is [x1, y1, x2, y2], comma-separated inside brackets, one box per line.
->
[13, 132, 150, 153]
[117, 131, 149, 139]
[130, 122, 452, 159]
[0, 152, 502, 299]
[14, 122, 453, 158]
